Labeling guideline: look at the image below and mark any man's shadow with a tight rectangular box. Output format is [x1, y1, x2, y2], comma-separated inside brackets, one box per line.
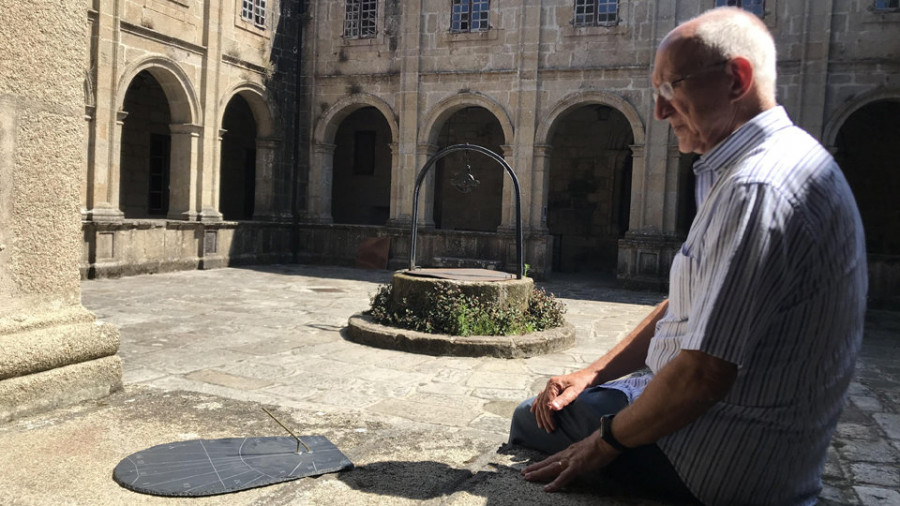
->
[336, 444, 654, 505]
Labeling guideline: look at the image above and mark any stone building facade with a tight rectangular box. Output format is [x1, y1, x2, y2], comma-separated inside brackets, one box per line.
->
[82, 0, 304, 277]
[80, 0, 900, 308]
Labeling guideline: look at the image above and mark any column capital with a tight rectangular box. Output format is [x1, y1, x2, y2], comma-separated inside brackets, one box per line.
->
[115, 110, 129, 123]
[256, 137, 281, 150]
[417, 142, 439, 156]
[629, 143, 646, 157]
[169, 123, 202, 136]
[533, 143, 553, 156]
[313, 142, 337, 155]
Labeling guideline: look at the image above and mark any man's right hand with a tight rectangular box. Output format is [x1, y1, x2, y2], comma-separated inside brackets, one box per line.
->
[530, 371, 593, 433]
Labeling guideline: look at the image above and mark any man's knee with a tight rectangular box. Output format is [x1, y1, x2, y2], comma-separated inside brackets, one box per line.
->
[508, 398, 538, 444]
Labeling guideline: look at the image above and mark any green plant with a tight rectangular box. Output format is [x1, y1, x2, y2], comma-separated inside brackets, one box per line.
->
[367, 282, 566, 337]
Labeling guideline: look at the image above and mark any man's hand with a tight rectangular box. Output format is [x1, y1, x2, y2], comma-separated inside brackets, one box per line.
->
[521, 430, 619, 492]
[530, 370, 593, 433]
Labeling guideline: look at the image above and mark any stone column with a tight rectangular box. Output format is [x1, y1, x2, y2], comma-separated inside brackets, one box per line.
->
[412, 143, 438, 229]
[87, 110, 128, 221]
[0, 0, 121, 423]
[307, 142, 335, 223]
[386, 142, 405, 226]
[82, 106, 96, 218]
[253, 137, 279, 220]
[168, 123, 202, 221]
[197, 126, 226, 223]
[498, 143, 518, 233]
[530, 144, 552, 233]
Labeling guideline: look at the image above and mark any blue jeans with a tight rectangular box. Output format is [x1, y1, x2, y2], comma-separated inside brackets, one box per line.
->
[508, 386, 699, 504]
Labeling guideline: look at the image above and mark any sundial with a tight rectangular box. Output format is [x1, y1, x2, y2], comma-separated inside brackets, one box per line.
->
[113, 409, 352, 497]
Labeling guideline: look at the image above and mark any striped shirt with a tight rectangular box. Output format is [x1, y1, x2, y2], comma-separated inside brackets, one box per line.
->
[606, 107, 868, 505]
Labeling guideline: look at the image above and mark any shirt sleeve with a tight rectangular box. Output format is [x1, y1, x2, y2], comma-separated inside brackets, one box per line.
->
[677, 180, 792, 366]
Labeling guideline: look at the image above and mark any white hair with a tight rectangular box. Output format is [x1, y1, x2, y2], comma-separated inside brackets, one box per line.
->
[691, 8, 778, 100]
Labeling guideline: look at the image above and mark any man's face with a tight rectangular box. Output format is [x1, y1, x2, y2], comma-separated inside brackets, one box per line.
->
[652, 38, 734, 155]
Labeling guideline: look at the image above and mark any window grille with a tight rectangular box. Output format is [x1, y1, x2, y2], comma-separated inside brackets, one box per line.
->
[874, 0, 899, 9]
[451, 0, 490, 33]
[715, 0, 766, 17]
[573, 0, 618, 27]
[242, 0, 267, 27]
[344, 0, 378, 39]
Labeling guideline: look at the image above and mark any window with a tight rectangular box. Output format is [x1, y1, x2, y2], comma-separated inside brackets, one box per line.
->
[715, 0, 765, 17]
[241, 0, 267, 28]
[574, 0, 618, 27]
[344, 0, 378, 39]
[451, 0, 490, 33]
[875, 0, 899, 9]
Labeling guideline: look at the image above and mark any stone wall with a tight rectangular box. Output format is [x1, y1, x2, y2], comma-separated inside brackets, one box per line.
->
[0, 0, 121, 422]
[75, 0, 900, 306]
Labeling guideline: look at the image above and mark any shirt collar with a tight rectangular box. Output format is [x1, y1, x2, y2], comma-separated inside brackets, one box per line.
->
[693, 106, 792, 177]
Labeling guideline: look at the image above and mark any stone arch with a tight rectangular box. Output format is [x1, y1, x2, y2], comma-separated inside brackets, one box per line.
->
[421, 92, 514, 146]
[536, 90, 644, 146]
[116, 57, 201, 220]
[823, 88, 900, 148]
[314, 93, 399, 145]
[115, 56, 200, 125]
[219, 83, 276, 139]
[827, 89, 900, 308]
[308, 94, 398, 223]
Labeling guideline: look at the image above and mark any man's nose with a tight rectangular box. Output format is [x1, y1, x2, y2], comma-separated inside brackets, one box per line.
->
[654, 95, 672, 120]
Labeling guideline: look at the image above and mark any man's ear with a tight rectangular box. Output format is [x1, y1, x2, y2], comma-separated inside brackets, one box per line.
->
[727, 57, 754, 100]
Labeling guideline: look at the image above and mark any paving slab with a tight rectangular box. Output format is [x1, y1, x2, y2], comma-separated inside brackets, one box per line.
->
[0, 264, 897, 505]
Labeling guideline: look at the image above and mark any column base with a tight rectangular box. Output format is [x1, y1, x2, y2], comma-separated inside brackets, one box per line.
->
[85, 206, 124, 222]
[198, 207, 223, 222]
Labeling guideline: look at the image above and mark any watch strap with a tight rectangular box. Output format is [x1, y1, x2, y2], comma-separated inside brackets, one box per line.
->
[600, 414, 630, 452]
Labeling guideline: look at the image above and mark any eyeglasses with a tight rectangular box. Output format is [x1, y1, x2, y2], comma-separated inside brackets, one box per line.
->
[653, 60, 730, 102]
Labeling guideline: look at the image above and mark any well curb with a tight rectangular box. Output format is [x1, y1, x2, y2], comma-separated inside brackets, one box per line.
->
[345, 313, 576, 358]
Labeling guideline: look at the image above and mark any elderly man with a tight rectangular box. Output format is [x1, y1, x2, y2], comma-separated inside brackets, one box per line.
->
[509, 7, 867, 506]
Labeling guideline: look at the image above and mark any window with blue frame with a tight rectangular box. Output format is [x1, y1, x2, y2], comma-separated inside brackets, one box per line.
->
[874, 0, 899, 10]
[451, 0, 490, 33]
[715, 0, 766, 17]
[573, 0, 618, 27]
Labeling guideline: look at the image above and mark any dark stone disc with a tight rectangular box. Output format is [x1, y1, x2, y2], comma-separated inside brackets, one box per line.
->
[113, 436, 352, 497]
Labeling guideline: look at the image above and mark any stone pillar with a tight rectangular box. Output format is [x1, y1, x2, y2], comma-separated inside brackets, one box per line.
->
[253, 137, 279, 221]
[0, 0, 121, 423]
[210, 128, 228, 220]
[498, 143, 518, 233]
[412, 142, 438, 229]
[386, 142, 406, 226]
[531, 144, 552, 233]
[168, 123, 202, 221]
[82, 106, 96, 218]
[308, 142, 335, 223]
[197, 126, 226, 223]
[87, 110, 128, 221]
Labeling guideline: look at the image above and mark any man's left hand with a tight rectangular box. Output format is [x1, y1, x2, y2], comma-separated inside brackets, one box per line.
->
[521, 430, 620, 492]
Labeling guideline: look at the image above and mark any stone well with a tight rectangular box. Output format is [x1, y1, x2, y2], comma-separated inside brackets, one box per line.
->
[345, 268, 575, 358]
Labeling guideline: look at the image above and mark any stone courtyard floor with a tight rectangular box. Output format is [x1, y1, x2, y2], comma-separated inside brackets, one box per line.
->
[0, 264, 897, 505]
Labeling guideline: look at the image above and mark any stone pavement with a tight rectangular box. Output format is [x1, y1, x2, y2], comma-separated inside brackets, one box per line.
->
[0, 264, 897, 505]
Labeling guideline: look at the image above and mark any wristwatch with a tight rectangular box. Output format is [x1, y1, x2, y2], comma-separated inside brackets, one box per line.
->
[599, 414, 631, 452]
